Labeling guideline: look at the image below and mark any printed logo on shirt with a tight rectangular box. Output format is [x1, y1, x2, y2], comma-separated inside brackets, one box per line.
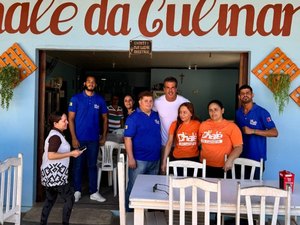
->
[201, 130, 223, 144]
[125, 125, 128, 129]
[94, 104, 100, 109]
[250, 119, 257, 126]
[178, 132, 197, 146]
[155, 119, 160, 125]
[69, 102, 73, 106]
[266, 117, 272, 122]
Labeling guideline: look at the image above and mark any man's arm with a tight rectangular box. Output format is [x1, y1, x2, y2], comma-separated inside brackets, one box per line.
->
[100, 113, 108, 145]
[124, 137, 136, 169]
[243, 126, 278, 137]
[68, 111, 80, 148]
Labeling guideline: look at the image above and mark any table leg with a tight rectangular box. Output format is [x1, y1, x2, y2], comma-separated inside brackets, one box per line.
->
[134, 208, 144, 225]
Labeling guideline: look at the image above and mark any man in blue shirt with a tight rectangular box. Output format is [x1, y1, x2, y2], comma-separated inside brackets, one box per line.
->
[236, 84, 278, 179]
[68, 75, 108, 202]
[124, 91, 161, 211]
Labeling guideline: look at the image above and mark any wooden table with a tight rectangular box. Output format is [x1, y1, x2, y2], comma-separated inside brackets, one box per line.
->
[129, 174, 300, 225]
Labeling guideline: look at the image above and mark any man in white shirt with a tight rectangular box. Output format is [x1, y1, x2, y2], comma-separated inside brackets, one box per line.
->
[153, 76, 189, 172]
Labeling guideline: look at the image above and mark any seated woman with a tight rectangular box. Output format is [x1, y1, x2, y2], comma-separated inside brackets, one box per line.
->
[161, 102, 201, 176]
[199, 100, 243, 178]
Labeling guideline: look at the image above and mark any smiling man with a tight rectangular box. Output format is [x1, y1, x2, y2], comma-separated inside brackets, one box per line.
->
[153, 77, 189, 172]
[124, 91, 161, 211]
[68, 75, 108, 203]
[236, 84, 278, 179]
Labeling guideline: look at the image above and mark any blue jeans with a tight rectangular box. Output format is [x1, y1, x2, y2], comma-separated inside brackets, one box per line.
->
[125, 159, 160, 211]
[72, 141, 99, 194]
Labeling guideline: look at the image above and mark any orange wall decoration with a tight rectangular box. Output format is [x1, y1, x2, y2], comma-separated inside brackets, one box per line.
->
[252, 47, 300, 107]
[0, 43, 37, 82]
[290, 86, 300, 107]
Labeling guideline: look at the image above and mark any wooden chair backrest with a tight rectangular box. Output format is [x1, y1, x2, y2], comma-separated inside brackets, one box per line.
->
[236, 183, 291, 225]
[0, 153, 23, 225]
[166, 157, 206, 178]
[169, 176, 221, 225]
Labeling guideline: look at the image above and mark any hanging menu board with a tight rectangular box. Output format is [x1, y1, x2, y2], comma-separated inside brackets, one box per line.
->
[129, 40, 152, 57]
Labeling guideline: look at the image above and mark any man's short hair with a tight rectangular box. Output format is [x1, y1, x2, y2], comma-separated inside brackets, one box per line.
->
[239, 84, 253, 94]
[163, 76, 178, 88]
[138, 91, 153, 100]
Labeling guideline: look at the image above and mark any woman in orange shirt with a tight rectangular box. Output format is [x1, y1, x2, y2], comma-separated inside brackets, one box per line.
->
[161, 102, 201, 176]
[199, 100, 243, 178]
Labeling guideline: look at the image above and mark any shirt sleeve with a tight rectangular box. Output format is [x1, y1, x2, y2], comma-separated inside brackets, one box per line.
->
[230, 124, 243, 146]
[68, 96, 77, 112]
[100, 97, 108, 114]
[261, 109, 276, 129]
[124, 115, 136, 137]
[48, 135, 62, 153]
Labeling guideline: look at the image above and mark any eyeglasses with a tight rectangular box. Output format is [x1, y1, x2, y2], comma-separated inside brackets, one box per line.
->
[152, 183, 169, 195]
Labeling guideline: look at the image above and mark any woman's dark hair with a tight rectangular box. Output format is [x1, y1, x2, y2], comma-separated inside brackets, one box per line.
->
[174, 102, 196, 143]
[48, 111, 64, 128]
[207, 99, 224, 110]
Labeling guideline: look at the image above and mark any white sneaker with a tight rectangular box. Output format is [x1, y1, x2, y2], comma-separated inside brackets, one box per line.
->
[90, 192, 106, 202]
[74, 191, 81, 202]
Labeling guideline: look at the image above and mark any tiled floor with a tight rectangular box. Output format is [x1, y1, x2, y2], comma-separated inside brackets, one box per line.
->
[19, 185, 120, 225]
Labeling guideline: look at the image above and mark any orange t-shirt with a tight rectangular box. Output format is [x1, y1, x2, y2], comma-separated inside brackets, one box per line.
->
[169, 120, 201, 159]
[199, 119, 243, 167]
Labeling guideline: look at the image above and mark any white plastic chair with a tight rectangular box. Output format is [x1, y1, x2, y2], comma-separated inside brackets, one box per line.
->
[166, 157, 206, 178]
[112, 128, 125, 135]
[236, 182, 291, 225]
[97, 141, 120, 197]
[169, 176, 221, 225]
[117, 154, 167, 225]
[231, 158, 263, 180]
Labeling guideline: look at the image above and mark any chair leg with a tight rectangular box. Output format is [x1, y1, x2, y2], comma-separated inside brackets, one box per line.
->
[108, 171, 113, 186]
[97, 168, 102, 191]
[126, 156, 129, 189]
[113, 168, 117, 197]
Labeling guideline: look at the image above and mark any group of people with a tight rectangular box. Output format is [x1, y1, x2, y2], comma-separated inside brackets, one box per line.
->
[39, 75, 278, 224]
[39, 75, 138, 225]
[123, 77, 278, 211]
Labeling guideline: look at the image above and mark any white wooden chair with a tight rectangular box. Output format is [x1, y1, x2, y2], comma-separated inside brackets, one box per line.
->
[97, 141, 120, 196]
[0, 153, 23, 225]
[222, 157, 264, 225]
[236, 182, 291, 225]
[117, 154, 167, 225]
[168, 176, 221, 225]
[166, 157, 206, 178]
[231, 158, 263, 180]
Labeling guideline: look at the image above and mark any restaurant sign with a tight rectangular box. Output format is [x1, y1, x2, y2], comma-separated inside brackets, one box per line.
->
[129, 40, 152, 58]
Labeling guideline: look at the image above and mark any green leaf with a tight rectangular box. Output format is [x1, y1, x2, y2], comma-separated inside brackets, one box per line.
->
[0, 65, 20, 110]
[267, 73, 291, 114]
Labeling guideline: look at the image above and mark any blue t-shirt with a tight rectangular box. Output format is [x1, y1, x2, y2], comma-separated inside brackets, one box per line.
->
[68, 91, 108, 141]
[124, 108, 161, 161]
[235, 103, 276, 161]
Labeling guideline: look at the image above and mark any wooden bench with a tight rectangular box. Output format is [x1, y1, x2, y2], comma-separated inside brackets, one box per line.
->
[0, 153, 23, 225]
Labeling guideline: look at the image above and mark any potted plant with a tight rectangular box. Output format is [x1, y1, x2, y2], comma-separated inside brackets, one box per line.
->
[0, 65, 20, 110]
[267, 73, 291, 114]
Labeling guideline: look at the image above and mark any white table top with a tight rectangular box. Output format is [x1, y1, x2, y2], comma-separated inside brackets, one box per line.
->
[130, 174, 300, 215]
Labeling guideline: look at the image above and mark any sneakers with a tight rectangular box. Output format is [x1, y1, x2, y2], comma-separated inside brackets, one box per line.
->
[90, 192, 106, 202]
[74, 191, 81, 202]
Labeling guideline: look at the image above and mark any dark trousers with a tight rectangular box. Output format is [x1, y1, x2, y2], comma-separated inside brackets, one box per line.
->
[40, 183, 75, 225]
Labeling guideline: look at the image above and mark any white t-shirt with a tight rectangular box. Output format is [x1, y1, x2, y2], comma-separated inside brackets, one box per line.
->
[154, 95, 189, 146]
